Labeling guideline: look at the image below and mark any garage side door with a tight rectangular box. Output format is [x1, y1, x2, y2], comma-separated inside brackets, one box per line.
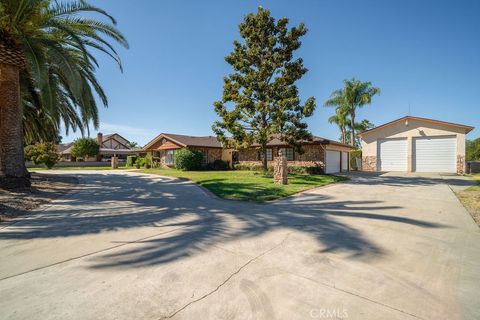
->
[378, 138, 407, 171]
[326, 150, 341, 173]
[413, 136, 456, 173]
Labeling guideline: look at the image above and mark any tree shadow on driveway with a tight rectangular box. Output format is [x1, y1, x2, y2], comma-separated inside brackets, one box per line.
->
[0, 173, 448, 268]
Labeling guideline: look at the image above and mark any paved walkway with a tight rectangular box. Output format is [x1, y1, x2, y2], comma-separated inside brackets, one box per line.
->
[0, 171, 478, 319]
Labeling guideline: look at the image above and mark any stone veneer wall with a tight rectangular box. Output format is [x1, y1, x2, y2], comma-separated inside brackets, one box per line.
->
[457, 155, 465, 174]
[237, 145, 326, 170]
[362, 156, 377, 171]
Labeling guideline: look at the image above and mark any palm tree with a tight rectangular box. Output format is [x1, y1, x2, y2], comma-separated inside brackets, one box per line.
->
[327, 106, 349, 144]
[345, 119, 375, 147]
[325, 78, 380, 147]
[0, 0, 128, 188]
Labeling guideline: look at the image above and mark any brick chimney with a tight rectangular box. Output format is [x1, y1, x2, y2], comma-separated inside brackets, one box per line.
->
[97, 132, 103, 146]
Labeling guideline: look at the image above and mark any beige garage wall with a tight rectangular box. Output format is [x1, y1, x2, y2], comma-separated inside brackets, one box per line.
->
[360, 118, 466, 172]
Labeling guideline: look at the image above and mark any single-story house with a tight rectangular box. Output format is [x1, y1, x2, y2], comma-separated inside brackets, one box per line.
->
[143, 133, 355, 173]
[60, 133, 139, 162]
[359, 116, 474, 174]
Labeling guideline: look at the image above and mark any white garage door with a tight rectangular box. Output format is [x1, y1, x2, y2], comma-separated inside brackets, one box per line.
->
[326, 150, 341, 173]
[413, 136, 456, 173]
[379, 138, 408, 171]
[341, 152, 348, 172]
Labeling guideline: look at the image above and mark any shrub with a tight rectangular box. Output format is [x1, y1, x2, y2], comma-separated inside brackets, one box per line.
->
[208, 159, 229, 171]
[24, 145, 40, 164]
[234, 163, 273, 172]
[126, 156, 136, 167]
[174, 148, 203, 171]
[71, 138, 100, 160]
[135, 156, 146, 167]
[24, 143, 59, 169]
[466, 138, 480, 161]
[287, 166, 323, 175]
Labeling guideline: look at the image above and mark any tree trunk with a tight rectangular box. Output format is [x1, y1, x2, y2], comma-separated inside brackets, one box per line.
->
[0, 63, 30, 189]
[261, 144, 268, 171]
[350, 109, 355, 147]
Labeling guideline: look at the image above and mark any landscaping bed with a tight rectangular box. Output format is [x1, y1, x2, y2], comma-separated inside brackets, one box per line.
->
[139, 169, 347, 202]
[0, 173, 79, 222]
[457, 174, 480, 226]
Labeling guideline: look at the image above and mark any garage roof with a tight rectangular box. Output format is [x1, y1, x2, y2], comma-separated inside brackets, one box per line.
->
[358, 116, 474, 137]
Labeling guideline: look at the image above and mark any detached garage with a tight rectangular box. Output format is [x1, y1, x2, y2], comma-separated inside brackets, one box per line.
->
[359, 116, 474, 174]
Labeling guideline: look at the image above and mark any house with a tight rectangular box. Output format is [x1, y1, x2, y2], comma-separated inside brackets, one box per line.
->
[143, 133, 226, 167]
[143, 133, 355, 173]
[359, 116, 474, 174]
[60, 133, 139, 162]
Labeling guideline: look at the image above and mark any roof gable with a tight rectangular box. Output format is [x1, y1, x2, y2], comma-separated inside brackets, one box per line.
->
[358, 116, 474, 137]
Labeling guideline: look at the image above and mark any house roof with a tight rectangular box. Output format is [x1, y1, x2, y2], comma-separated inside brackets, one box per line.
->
[144, 132, 355, 150]
[250, 134, 355, 149]
[358, 116, 475, 137]
[143, 133, 222, 150]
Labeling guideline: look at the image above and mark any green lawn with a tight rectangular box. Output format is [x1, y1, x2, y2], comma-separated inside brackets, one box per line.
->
[138, 169, 347, 202]
[28, 166, 129, 171]
[457, 174, 480, 226]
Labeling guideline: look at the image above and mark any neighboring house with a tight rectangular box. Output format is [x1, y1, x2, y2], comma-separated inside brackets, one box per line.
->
[143, 133, 225, 167]
[60, 133, 139, 162]
[143, 133, 355, 173]
[359, 116, 474, 174]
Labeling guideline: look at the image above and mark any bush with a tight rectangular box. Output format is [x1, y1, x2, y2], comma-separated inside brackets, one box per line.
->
[126, 156, 136, 167]
[234, 163, 273, 172]
[24, 143, 59, 169]
[135, 156, 146, 167]
[466, 138, 480, 161]
[287, 166, 323, 175]
[208, 159, 229, 171]
[174, 148, 203, 171]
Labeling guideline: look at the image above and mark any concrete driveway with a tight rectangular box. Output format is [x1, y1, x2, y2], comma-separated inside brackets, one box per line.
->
[0, 171, 479, 320]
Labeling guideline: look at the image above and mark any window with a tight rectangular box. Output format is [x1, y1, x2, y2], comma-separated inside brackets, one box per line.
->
[266, 149, 273, 161]
[258, 149, 273, 161]
[165, 150, 175, 165]
[199, 150, 208, 164]
[278, 148, 294, 161]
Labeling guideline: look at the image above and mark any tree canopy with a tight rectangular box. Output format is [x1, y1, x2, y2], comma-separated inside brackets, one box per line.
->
[325, 78, 380, 146]
[212, 7, 316, 169]
[0, 0, 128, 143]
[71, 137, 100, 159]
[466, 138, 480, 161]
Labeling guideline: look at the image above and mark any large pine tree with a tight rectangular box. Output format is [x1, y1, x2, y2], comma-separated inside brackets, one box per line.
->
[212, 7, 316, 170]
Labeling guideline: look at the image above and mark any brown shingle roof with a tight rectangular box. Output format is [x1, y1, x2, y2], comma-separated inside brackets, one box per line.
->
[250, 134, 355, 149]
[143, 133, 222, 149]
[144, 132, 354, 150]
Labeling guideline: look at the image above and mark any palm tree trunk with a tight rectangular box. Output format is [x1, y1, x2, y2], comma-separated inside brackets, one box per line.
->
[0, 63, 29, 188]
[350, 108, 355, 147]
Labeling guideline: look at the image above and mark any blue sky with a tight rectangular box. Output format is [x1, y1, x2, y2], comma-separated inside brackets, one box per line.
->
[65, 0, 480, 145]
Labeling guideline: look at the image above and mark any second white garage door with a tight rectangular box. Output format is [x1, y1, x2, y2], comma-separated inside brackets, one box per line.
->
[378, 138, 408, 171]
[413, 136, 456, 173]
[325, 150, 341, 173]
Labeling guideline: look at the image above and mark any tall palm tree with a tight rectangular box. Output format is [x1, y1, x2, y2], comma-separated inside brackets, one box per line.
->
[327, 105, 348, 144]
[0, 0, 128, 188]
[325, 78, 380, 146]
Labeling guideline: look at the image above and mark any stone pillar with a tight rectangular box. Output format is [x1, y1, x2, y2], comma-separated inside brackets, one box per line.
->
[111, 156, 118, 169]
[274, 151, 288, 185]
